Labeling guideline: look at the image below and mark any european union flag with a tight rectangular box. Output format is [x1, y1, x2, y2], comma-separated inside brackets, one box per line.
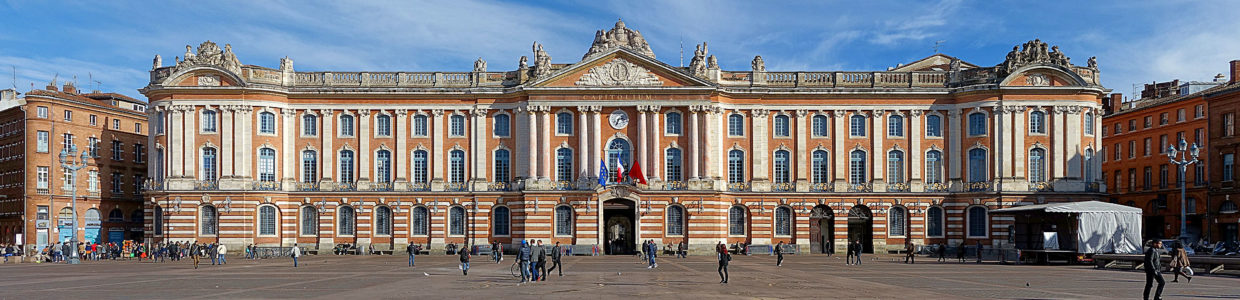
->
[598, 158, 607, 186]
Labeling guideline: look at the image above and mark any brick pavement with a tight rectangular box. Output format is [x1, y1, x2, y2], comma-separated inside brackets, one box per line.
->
[1, 254, 1238, 299]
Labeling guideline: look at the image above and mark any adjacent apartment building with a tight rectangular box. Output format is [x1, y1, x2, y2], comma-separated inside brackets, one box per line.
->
[1205, 61, 1240, 244]
[142, 21, 1107, 254]
[0, 84, 149, 249]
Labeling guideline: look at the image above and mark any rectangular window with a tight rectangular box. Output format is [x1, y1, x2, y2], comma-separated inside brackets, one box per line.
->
[88, 170, 98, 192]
[1128, 169, 1136, 192]
[1177, 108, 1186, 122]
[728, 114, 744, 136]
[62, 133, 74, 150]
[37, 166, 49, 190]
[1195, 163, 1206, 186]
[1113, 143, 1121, 161]
[1159, 135, 1167, 154]
[135, 123, 141, 134]
[665, 113, 682, 135]
[37, 131, 49, 153]
[1195, 128, 1204, 145]
[35, 106, 49, 118]
[1114, 124, 1121, 135]
[1226, 113, 1236, 137]
[1128, 141, 1135, 159]
[1160, 112, 1168, 125]
[1144, 116, 1152, 128]
[1159, 164, 1168, 189]
[64, 110, 73, 122]
[154, 112, 162, 134]
[135, 144, 144, 163]
[1196, 104, 1204, 119]
[112, 141, 123, 161]
[1128, 120, 1135, 131]
[112, 172, 123, 193]
[113, 119, 120, 130]
[90, 115, 98, 126]
[1144, 138, 1151, 156]
[1225, 154, 1235, 182]
[1177, 131, 1184, 145]
[88, 137, 99, 157]
[61, 169, 73, 191]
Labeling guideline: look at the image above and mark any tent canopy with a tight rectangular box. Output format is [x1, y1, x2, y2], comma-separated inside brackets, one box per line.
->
[993, 201, 1143, 254]
[991, 201, 1142, 214]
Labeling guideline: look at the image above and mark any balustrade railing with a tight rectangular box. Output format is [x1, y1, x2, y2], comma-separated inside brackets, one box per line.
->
[445, 182, 468, 191]
[665, 181, 687, 191]
[295, 182, 319, 191]
[966, 181, 994, 192]
[336, 182, 357, 191]
[408, 182, 431, 192]
[553, 181, 574, 190]
[145, 180, 164, 191]
[847, 182, 873, 192]
[772, 182, 795, 192]
[194, 180, 219, 191]
[923, 182, 948, 192]
[488, 181, 513, 192]
[1028, 181, 1053, 192]
[886, 182, 910, 192]
[727, 182, 750, 192]
[252, 181, 281, 191]
[809, 182, 834, 192]
[370, 182, 393, 192]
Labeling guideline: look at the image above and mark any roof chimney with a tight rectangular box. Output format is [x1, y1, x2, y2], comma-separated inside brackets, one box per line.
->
[62, 82, 76, 95]
[1106, 93, 1122, 114]
[1231, 60, 1240, 84]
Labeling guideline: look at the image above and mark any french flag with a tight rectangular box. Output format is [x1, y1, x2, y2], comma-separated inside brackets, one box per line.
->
[615, 157, 626, 183]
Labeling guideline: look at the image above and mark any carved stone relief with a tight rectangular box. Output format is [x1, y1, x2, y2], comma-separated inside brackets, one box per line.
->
[575, 59, 663, 86]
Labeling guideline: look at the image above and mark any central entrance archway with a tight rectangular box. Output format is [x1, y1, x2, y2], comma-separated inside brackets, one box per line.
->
[848, 205, 873, 253]
[809, 205, 834, 254]
[603, 199, 636, 255]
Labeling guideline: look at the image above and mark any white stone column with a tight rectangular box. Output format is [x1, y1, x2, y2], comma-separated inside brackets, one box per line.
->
[751, 109, 770, 190]
[322, 110, 335, 182]
[239, 108, 253, 179]
[472, 108, 488, 186]
[590, 107, 603, 184]
[701, 107, 714, 184]
[432, 109, 446, 187]
[395, 110, 409, 183]
[170, 107, 184, 178]
[910, 110, 923, 190]
[688, 107, 700, 180]
[648, 106, 661, 182]
[1051, 107, 1065, 180]
[993, 107, 1005, 185]
[871, 110, 885, 187]
[794, 109, 808, 191]
[1013, 107, 1028, 179]
[832, 110, 846, 190]
[281, 110, 296, 184]
[525, 107, 538, 179]
[221, 106, 235, 178]
[577, 106, 590, 183]
[358, 110, 371, 183]
[637, 107, 648, 177]
[1093, 107, 1104, 183]
[184, 106, 197, 178]
[539, 107, 552, 181]
[706, 106, 721, 185]
[948, 110, 962, 187]
[1066, 106, 1083, 179]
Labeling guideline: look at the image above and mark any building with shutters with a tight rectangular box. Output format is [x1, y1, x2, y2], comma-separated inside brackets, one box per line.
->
[142, 21, 1107, 254]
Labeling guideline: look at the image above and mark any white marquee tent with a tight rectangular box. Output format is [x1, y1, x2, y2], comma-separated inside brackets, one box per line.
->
[992, 201, 1143, 254]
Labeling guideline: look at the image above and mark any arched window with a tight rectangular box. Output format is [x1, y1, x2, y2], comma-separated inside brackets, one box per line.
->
[666, 112, 682, 135]
[850, 114, 867, 136]
[925, 150, 943, 184]
[773, 150, 790, 184]
[413, 115, 428, 136]
[968, 206, 988, 237]
[926, 114, 942, 137]
[773, 115, 790, 137]
[888, 115, 904, 137]
[300, 206, 317, 235]
[728, 206, 747, 236]
[665, 148, 682, 182]
[153, 206, 163, 235]
[555, 205, 573, 236]
[1084, 112, 1095, 135]
[449, 114, 466, 136]
[339, 150, 355, 184]
[202, 110, 218, 132]
[376, 114, 392, 136]
[606, 139, 632, 181]
[300, 150, 317, 183]
[449, 150, 465, 184]
[927, 206, 944, 237]
[339, 114, 354, 136]
[728, 114, 744, 136]
[812, 115, 828, 137]
[494, 149, 511, 182]
[107, 208, 123, 222]
[968, 112, 987, 136]
[850, 150, 867, 184]
[728, 150, 744, 183]
[259, 205, 277, 235]
[968, 148, 987, 183]
[1084, 149, 1095, 183]
[84, 208, 100, 223]
[556, 148, 573, 182]
[556, 112, 573, 135]
[449, 206, 466, 236]
[195, 147, 217, 182]
[375, 150, 392, 183]
[775, 206, 792, 236]
[302, 114, 317, 136]
[888, 150, 904, 183]
[1029, 111, 1046, 134]
[1220, 201, 1238, 214]
[411, 206, 428, 235]
[375, 206, 392, 236]
[258, 148, 276, 182]
[412, 150, 428, 184]
[666, 205, 685, 236]
[259, 112, 275, 134]
[493, 114, 510, 137]
[1029, 148, 1047, 183]
[888, 207, 906, 236]
[812, 150, 829, 184]
[493, 206, 510, 236]
[200, 205, 217, 235]
[338, 206, 355, 236]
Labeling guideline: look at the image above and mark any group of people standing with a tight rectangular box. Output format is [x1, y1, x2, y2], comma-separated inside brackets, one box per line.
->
[516, 240, 565, 283]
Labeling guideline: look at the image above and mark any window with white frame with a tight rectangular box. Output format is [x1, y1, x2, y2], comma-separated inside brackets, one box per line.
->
[887, 150, 904, 183]
[925, 150, 943, 184]
[201, 147, 217, 181]
[493, 114, 510, 137]
[259, 205, 277, 235]
[302, 114, 318, 136]
[37, 166, 49, 189]
[812, 115, 828, 137]
[967, 206, 988, 237]
[774, 115, 790, 137]
[493, 206, 510, 236]
[339, 150, 354, 184]
[450, 114, 466, 136]
[556, 112, 573, 135]
[666, 112, 682, 135]
[850, 115, 866, 136]
[556, 148, 573, 182]
[665, 148, 682, 182]
[87, 170, 99, 192]
[37, 131, 48, 152]
[202, 110, 217, 132]
[968, 148, 987, 183]
[926, 114, 942, 137]
[36, 106, 48, 118]
[300, 206, 317, 235]
[1030, 148, 1047, 182]
[493, 149, 510, 182]
[449, 206, 466, 235]
[728, 114, 744, 136]
[449, 150, 465, 183]
[728, 206, 746, 235]
[888, 207, 906, 236]
[773, 150, 790, 184]
[376, 114, 392, 136]
[259, 112, 276, 134]
[301, 150, 317, 183]
[1029, 111, 1046, 134]
[412, 150, 428, 184]
[1084, 112, 1094, 135]
[375, 150, 392, 183]
[555, 205, 573, 236]
[338, 206, 355, 235]
[812, 150, 829, 184]
[728, 150, 744, 183]
[413, 115, 428, 136]
[927, 206, 944, 237]
[258, 148, 276, 182]
[849, 150, 866, 184]
[888, 115, 904, 137]
[968, 112, 987, 136]
[339, 115, 354, 136]
[775, 206, 792, 236]
[375, 206, 392, 235]
[200, 205, 217, 235]
[411, 206, 428, 235]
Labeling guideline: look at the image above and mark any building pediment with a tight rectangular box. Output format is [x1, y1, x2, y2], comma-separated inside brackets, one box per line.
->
[526, 48, 714, 88]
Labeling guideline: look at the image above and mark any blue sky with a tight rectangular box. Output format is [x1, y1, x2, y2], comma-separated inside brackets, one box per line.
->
[2, 0, 1238, 100]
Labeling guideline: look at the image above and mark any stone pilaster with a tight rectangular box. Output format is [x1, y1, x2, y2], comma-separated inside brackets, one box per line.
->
[590, 107, 602, 187]
[239, 107, 253, 180]
[947, 109, 962, 191]
[280, 109, 297, 189]
[688, 106, 700, 181]
[870, 110, 886, 191]
[794, 109, 809, 192]
[395, 109, 409, 185]
[471, 108, 489, 191]
[539, 106, 552, 182]
[432, 109, 446, 190]
[993, 106, 1005, 190]
[751, 108, 770, 191]
[577, 106, 591, 186]
[648, 106, 662, 183]
[221, 106, 234, 179]
[832, 110, 847, 191]
[321, 110, 335, 184]
[910, 110, 924, 191]
[1051, 107, 1065, 183]
[170, 107, 184, 178]
[184, 106, 197, 179]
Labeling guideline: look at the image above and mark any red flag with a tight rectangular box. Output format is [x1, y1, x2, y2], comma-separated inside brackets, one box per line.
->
[629, 161, 647, 185]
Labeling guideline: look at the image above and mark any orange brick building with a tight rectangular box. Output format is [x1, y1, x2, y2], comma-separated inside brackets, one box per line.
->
[142, 21, 1107, 254]
[1205, 60, 1240, 244]
[0, 84, 149, 250]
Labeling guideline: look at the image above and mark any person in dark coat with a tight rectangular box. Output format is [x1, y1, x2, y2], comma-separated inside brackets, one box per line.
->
[535, 240, 548, 281]
[459, 243, 471, 276]
[845, 240, 855, 265]
[975, 240, 984, 263]
[548, 241, 564, 276]
[518, 240, 532, 283]
[406, 243, 417, 267]
[775, 241, 785, 267]
[1144, 240, 1166, 300]
[956, 242, 967, 262]
[904, 241, 916, 264]
[492, 241, 503, 263]
[718, 249, 730, 284]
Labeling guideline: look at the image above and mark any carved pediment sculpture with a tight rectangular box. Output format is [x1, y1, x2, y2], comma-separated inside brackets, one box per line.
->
[583, 19, 656, 60]
[688, 42, 709, 78]
[174, 40, 243, 75]
[532, 42, 553, 77]
[575, 59, 663, 86]
[997, 39, 1075, 75]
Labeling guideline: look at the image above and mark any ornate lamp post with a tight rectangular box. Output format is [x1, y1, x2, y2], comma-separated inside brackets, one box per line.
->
[59, 144, 91, 264]
[1167, 138, 1200, 241]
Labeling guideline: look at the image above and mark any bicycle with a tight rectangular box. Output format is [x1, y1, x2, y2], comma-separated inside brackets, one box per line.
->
[510, 261, 522, 278]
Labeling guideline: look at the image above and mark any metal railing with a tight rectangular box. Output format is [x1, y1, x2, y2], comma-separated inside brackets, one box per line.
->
[1028, 181, 1053, 192]
[408, 182, 430, 192]
[886, 182, 910, 192]
[336, 182, 357, 191]
[665, 181, 687, 191]
[923, 182, 948, 192]
[809, 182, 834, 192]
[727, 182, 750, 192]
[966, 181, 993, 192]
[370, 182, 393, 192]
[194, 180, 219, 191]
[295, 182, 319, 191]
[553, 181, 574, 191]
[847, 182, 873, 192]
[772, 182, 795, 192]
[488, 181, 512, 192]
[445, 182, 468, 192]
[252, 181, 281, 191]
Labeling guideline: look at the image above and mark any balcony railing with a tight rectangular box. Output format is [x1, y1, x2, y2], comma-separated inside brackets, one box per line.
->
[194, 180, 219, 191]
[772, 182, 795, 192]
[553, 181, 574, 191]
[966, 181, 993, 192]
[445, 182, 468, 192]
[1086, 182, 1100, 192]
[370, 182, 393, 192]
[727, 182, 750, 192]
[1028, 181, 1053, 192]
[665, 181, 687, 191]
[252, 181, 281, 191]
[809, 182, 834, 192]
[886, 182, 910, 192]
[408, 182, 430, 192]
[145, 180, 164, 191]
[923, 182, 948, 192]
[488, 181, 513, 191]
[847, 182, 873, 193]
[295, 182, 319, 191]
[336, 182, 357, 191]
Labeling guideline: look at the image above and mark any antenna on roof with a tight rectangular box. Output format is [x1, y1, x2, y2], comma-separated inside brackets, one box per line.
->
[89, 72, 101, 92]
[933, 40, 946, 53]
[679, 37, 684, 68]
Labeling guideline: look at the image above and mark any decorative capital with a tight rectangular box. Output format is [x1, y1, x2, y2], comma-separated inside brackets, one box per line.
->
[395, 109, 408, 116]
[319, 109, 333, 116]
[751, 109, 770, 118]
[432, 109, 445, 117]
[795, 109, 809, 118]
[909, 110, 924, 117]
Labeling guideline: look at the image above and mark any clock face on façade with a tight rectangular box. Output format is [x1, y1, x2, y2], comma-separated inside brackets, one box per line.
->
[609, 110, 629, 129]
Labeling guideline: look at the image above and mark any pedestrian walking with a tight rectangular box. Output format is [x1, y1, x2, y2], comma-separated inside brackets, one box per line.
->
[775, 241, 785, 267]
[956, 242, 966, 262]
[217, 243, 227, 265]
[1143, 240, 1166, 300]
[492, 240, 503, 263]
[189, 242, 201, 269]
[936, 243, 945, 262]
[678, 241, 688, 258]
[647, 240, 658, 268]
[718, 249, 730, 284]
[459, 243, 471, 276]
[548, 241, 564, 277]
[406, 243, 418, 267]
[518, 240, 532, 283]
[208, 243, 218, 265]
[853, 240, 863, 266]
[904, 242, 915, 264]
[291, 244, 301, 268]
[535, 240, 548, 281]
[975, 241, 983, 263]
[845, 240, 855, 265]
[1169, 242, 1193, 283]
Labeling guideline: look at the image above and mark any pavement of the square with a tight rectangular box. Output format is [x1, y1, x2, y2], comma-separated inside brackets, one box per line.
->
[1, 254, 1237, 299]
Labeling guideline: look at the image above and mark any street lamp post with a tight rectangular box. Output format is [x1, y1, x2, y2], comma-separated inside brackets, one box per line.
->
[59, 144, 91, 264]
[1167, 138, 1200, 242]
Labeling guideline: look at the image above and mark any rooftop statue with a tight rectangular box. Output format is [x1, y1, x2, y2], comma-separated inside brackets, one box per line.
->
[688, 42, 709, 78]
[173, 40, 243, 75]
[999, 39, 1074, 75]
[582, 18, 656, 60]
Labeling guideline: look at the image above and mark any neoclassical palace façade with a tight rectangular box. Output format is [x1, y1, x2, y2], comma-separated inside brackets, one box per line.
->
[142, 21, 1108, 254]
